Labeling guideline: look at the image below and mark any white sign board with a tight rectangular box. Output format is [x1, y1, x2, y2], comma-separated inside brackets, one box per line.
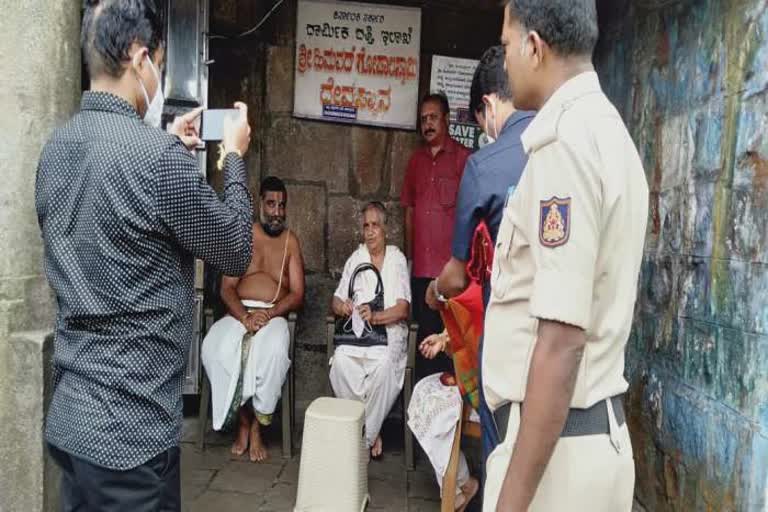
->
[430, 55, 482, 150]
[430, 55, 479, 123]
[294, 0, 422, 130]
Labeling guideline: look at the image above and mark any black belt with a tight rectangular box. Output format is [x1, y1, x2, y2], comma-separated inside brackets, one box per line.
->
[492, 395, 625, 442]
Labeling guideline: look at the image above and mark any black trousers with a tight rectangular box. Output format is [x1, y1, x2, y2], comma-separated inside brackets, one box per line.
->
[49, 444, 181, 512]
[411, 277, 453, 381]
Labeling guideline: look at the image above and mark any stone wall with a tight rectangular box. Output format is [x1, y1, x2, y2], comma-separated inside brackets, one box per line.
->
[0, 1, 81, 510]
[595, 0, 768, 509]
[207, 0, 502, 402]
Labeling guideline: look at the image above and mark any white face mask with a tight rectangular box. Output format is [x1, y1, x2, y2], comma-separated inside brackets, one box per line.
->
[480, 99, 498, 146]
[351, 306, 365, 338]
[136, 54, 164, 128]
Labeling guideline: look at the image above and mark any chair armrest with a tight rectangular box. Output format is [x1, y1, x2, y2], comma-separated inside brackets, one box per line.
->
[407, 322, 418, 370]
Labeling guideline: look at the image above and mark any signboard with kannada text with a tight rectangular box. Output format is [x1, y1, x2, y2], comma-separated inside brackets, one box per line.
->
[294, 0, 422, 130]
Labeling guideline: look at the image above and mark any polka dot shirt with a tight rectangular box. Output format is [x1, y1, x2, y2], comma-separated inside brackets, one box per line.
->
[35, 92, 253, 470]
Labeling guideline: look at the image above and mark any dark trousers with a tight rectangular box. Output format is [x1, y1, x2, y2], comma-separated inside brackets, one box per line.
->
[49, 444, 181, 512]
[411, 277, 452, 381]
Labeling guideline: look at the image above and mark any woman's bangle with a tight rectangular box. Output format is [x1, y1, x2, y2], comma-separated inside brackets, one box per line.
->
[433, 278, 448, 303]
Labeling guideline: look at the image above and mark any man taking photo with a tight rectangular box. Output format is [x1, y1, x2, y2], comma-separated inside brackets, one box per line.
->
[35, 1, 254, 509]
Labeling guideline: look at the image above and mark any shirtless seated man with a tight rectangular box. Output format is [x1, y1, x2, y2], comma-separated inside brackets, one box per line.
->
[202, 176, 305, 462]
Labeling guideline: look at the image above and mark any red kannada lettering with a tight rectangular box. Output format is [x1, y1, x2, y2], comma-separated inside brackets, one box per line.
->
[298, 44, 418, 85]
[319, 77, 393, 115]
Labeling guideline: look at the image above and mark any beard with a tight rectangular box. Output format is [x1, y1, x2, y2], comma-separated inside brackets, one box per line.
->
[261, 215, 286, 237]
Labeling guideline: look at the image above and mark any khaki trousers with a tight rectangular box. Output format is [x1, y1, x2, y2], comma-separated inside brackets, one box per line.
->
[483, 402, 635, 512]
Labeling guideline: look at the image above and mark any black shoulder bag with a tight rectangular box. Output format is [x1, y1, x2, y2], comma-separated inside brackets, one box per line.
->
[333, 262, 388, 347]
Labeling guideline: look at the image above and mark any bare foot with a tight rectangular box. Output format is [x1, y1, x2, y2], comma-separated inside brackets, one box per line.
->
[249, 420, 269, 462]
[370, 435, 383, 458]
[456, 476, 479, 512]
[231, 408, 249, 456]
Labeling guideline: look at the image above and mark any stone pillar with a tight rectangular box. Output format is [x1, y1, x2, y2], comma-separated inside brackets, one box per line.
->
[0, 1, 81, 511]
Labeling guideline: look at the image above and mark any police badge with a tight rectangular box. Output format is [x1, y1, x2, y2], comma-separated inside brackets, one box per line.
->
[539, 197, 571, 248]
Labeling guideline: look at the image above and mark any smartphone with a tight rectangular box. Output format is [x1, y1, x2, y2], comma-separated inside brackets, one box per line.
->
[200, 108, 240, 141]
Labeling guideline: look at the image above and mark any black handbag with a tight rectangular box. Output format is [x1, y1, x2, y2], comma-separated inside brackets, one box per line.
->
[333, 262, 388, 347]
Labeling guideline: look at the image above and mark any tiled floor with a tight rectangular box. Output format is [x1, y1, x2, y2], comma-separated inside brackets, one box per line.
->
[180, 411, 645, 511]
[180, 413, 450, 511]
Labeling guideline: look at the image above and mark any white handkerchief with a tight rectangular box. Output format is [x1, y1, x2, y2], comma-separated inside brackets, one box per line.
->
[351, 307, 365, 338]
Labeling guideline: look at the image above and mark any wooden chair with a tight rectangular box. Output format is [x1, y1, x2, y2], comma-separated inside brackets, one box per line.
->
[325, 315, 418, 469]
[441, 403, 482, 511]
[198, 308, 298, 459]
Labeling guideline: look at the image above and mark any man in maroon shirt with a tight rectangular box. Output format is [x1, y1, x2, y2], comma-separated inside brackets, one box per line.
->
[401, 93, 471, 380]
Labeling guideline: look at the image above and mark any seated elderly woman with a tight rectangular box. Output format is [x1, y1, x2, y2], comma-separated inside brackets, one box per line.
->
[329, 201, 411, 458]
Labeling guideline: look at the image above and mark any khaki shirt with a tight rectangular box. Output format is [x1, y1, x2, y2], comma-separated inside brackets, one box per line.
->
[482, 72, 649, 411]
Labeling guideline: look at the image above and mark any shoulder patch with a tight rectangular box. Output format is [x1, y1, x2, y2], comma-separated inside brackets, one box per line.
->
[539, 197, 571, 248]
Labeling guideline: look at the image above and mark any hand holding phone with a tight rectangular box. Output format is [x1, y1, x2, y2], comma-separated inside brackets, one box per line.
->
[221, 103, 251, 156]
[169, 106, 204, 150]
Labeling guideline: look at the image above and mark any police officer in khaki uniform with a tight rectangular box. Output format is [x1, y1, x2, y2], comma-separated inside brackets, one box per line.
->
[483, 2, 649, 511]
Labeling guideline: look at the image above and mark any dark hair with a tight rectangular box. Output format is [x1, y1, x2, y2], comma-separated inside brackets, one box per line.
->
[81, 0, 165, 79]
[361, 201, 388, 225]
[260, 176, 287, 198]
[421, 92, 450, 116]
[469, 46, 513, 115]
[505, 0, 598, 57]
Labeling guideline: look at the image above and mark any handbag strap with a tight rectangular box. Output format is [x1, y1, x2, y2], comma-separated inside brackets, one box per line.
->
[347, 262, 384, 304]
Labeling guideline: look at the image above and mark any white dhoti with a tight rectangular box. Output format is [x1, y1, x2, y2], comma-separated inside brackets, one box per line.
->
[407, 373, 473, 498]
[201, 301, 291, 431]
[329, 346, 403, 448]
